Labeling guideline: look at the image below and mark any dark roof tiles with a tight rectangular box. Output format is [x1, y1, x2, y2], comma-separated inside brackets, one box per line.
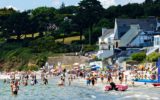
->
[115, 17, 157, 39]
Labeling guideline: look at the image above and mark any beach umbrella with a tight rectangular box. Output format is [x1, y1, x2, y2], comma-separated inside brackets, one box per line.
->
[91, 65, 100, 70]
[73, 63, 79, 66]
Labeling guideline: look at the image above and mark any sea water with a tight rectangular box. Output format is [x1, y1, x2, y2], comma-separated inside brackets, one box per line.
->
[0, 78, 160, 100]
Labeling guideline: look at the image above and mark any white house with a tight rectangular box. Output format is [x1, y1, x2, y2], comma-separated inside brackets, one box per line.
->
[97, 17, 160, 60]
[97, 28, 114, 59]
[114, 17, 157, 48]
[146, 33, 160, 55]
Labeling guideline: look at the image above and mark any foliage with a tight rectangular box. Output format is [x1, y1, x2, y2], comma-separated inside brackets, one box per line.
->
[77, 0, 104, 44]
[84, 26, 101, 44]
[131, 52, 146, 62]
[36, 55, 47, 67]
[146, 52, 160, 62]
[1, 0, 160, 42]
[83, 45, 98, 52]
[17, 65, 39, 71]
[30, 36, 56, 52]
[31, 7, 56, 33]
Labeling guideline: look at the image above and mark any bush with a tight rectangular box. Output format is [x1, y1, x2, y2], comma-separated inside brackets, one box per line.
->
[17, 66, 29, 71]
[131, 52, 146, 62]
[17, 65, 39, 71]
[29, 36, 55, 52]
[28, 65, 39, 71]
[146, 52, 160, 62]
[83, 45, 98, 52]
[36, 55, 47, 67]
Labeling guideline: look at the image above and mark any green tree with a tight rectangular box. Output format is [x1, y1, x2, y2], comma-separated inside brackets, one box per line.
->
[77, 0, 104, 44]
[31, 7, 56, 37]
[59, 17, 72, 43]
[0, 8, 16, 39]
[4, 11, 30, 40]
[131, 52, 146, 62]
[144, 0, 154, 4]
[97, 18, 113, 28]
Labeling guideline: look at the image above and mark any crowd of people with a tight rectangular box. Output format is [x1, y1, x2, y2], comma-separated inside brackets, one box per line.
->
[1, 65, 158, 96]
[2, 71, 49, 96]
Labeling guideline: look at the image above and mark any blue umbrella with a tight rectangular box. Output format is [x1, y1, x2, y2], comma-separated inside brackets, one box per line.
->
[91, 65, 100, 70]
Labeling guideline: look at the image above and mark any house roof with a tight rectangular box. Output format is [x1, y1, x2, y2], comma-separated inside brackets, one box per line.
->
[115, 17, 157, 39]
[100, 29, 114, 39]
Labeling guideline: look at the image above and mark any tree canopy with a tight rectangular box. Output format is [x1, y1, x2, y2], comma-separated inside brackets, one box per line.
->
[0, 0, 160, 43]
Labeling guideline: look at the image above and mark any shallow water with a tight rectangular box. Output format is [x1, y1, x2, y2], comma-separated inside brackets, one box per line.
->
[0, 78, 160, 100]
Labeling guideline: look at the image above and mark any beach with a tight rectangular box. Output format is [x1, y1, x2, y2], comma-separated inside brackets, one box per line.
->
[0, 71, 160, 100]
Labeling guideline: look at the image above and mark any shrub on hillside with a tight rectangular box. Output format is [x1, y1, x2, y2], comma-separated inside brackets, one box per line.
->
[29, 36, 56, 52]
[146, 52, 160, 62]
[36, 55, 47, 67]
[83, 45, 98, 52]
[131, 52, 146, 62]
[28, 65, 39, 71]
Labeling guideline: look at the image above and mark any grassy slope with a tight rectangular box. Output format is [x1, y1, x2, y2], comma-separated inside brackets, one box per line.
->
[10, 33, 39, 39]
[10, 33, 85, 44]
[55, 36, 85, 44]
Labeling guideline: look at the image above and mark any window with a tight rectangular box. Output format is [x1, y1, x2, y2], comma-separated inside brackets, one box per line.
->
[158, 38, 160, 45]
[155, 37, 160, 45]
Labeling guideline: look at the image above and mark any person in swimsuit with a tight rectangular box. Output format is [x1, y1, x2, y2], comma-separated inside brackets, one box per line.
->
[68, 75, 72, 86]
[43, 77, 48, 85]
[91, 76, 95, 86]
[110, 81, 118, 91]
[11, 81, 18, 95]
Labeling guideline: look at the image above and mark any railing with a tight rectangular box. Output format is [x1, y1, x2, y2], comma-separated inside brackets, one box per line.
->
[146, 47, 159, 55]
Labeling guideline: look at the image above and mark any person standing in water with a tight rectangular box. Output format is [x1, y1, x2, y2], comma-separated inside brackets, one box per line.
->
[68, 75, 72, 86]
[91, 76, 95, 86]
[34, 74, 38, 84]
[43, 77, 48, 85]
[10, 81, 18, 95]
[86, 76, 91, 86]
[100, 73, 104, 83]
